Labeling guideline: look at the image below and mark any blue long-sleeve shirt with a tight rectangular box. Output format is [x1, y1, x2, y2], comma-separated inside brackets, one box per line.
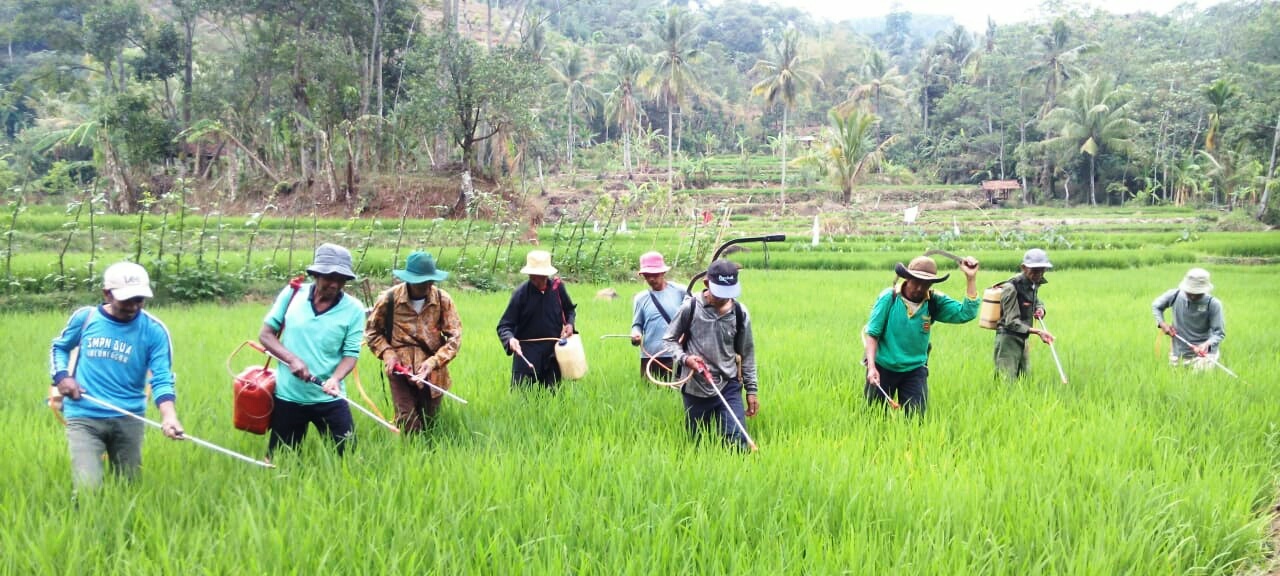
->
[50, 306, 176, 419]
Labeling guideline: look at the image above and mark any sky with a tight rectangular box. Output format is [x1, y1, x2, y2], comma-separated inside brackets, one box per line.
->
[761, 0, 1222, 31]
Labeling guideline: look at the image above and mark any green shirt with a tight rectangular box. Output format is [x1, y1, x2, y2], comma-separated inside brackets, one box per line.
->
[264, 283, 366, 404]
[864, 286, 978, 372]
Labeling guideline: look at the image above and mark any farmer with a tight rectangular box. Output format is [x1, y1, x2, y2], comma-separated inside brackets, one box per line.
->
[864, 255, 980, 416]
[49, 261, 183, 490]
[497, 250, 577, 390]
[1153, 268, 1225, 369]
[630, 251, 687, 380]
[993, 248, 1056, 381]
[258, 243, 366, 457]
[365, 251, 462, 434]
[662, 259, 758, 450]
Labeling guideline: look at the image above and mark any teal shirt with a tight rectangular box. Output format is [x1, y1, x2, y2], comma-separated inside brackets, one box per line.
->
[264, 283, 366, 404]
[864, 287, 978, 372]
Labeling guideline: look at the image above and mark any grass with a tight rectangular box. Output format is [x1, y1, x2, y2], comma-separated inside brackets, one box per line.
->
[2, 263, 1279, 573]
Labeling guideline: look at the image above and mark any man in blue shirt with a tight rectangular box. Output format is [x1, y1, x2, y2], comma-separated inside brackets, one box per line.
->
[50, 262, 183, 489]
[259, 243, 366, 457]
[630, 251, 686, 380]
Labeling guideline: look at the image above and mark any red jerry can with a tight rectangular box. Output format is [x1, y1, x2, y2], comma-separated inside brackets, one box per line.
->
[233, 366, 276, 435]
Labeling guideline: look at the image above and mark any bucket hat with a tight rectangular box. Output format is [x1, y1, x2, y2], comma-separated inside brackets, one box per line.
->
[520, 250, 558, 276]
[103, 262, 154, 300]
[637, 251, 671, 275]
[705, 259, 741, 299]
[895, 256, 950, 284]
[393, 251, 449, 284]
[1022, 248, 1053, 269]
[306, 243, 356, 280]
[1179, 268, 1213, 295]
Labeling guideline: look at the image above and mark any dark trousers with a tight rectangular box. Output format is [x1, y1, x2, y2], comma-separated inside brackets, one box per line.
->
[681, 380, 750, 450]
[268, 397, 355, 456]
[642, 356, 677, 381]
[388, 373, 444, 435]
[511, 343, 562, 390]
[865, 364, 929, 417]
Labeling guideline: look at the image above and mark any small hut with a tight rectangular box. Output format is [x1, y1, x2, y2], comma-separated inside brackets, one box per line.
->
[981, 180, 1021, 206]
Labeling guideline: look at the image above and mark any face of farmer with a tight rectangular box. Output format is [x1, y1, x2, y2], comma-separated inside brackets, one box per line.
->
[1022, 266, 1046, 284]
[312, 273, 348, 303]
[901, 278, 930, 303]
[104, 292, 146, 321]
[529, 274, 549, 291]
[642, 272, 666, 291]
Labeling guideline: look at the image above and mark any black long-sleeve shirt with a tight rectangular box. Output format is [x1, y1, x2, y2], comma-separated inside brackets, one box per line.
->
[496, 279, 577, 372]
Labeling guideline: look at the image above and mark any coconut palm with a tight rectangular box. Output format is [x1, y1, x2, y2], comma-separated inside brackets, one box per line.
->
[646, 7, 703, 191]
[815, 107, 893, 204]
[603, 44, 648, 176]
[750, 27, 822, 211]
[1202, 78, 1236, 153]
[1040, 76, 1137, 206]
[1025, 19, 1091, 198]
[840, 50, 907, 141]
[548, 45, 600, 170]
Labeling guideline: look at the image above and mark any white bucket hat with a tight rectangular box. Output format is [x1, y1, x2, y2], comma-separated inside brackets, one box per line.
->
[1179, 268, 1213, 295]
[520, 250, 558, 276]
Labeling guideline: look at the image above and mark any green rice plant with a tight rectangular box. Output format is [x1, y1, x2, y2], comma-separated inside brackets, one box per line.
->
[2, 265, 1279, 573]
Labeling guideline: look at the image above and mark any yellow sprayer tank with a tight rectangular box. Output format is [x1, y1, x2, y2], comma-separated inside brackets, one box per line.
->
[979, 285, 1004, 330]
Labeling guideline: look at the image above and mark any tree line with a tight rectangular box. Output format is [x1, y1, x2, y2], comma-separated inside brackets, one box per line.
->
[0, 0, 1277, 221]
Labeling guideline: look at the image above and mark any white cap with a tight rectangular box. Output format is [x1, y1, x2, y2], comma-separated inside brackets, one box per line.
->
[103, 262, 153, 300]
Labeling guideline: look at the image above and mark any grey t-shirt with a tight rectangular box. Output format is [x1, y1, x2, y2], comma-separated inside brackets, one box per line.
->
[662, 291, 758, 397]
[1152, 288, 1225, 355]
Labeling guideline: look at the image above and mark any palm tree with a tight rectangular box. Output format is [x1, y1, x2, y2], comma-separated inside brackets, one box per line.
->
[750, 27, 822, 211]
[840, 50, 907, 141]
[548, 45, 599, 170]
[816, 107, 893, 204]
[1202, 78, 1236, 153]
[646, 7, 703, 192]
[1040, 76, 1137, 206]
[603, 45, 648, 176]
[1025, 18, 1091, 199]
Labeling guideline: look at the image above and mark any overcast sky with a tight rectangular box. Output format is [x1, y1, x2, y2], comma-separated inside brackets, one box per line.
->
[761, 0, 1222, 31]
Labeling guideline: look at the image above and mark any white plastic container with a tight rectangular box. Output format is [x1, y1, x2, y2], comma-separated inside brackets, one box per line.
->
[555, 334, 589, 380]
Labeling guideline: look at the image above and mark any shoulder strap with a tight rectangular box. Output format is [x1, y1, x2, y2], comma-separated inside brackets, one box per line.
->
[69, 307, 96, 378]
[274, 276, 306, 336]
[927, 292, 939, 318]
[382, 286, 396, 341]
[648, 291, 672, 323]
[552, 277, 568, 325]
[879, 287, 898, 337]
[733, 301, 746, 353]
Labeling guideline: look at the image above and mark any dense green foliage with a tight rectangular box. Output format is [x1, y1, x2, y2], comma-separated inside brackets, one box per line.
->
[0, 0, 1277, 216]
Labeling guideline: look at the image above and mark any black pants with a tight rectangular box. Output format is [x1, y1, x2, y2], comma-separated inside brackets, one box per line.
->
[641, 356, 677, 381]
[268, 397, 355, 456]
[512, 342, 562, 390]
[682, 379, 750, 451]
[865, 364, 929, 417]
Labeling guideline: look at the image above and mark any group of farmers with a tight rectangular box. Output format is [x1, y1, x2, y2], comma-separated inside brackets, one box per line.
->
[48, 243, 1226, 490]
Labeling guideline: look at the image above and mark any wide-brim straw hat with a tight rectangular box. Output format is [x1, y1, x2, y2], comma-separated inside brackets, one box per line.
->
[519, 250, 558, 276]
[393, 250, 449, 284]
[1179, 268, 1213, 295]
[895, 256, 950, 283]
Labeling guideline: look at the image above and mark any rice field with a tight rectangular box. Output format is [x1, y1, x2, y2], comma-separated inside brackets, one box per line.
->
[2, 260, 1279, 574]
